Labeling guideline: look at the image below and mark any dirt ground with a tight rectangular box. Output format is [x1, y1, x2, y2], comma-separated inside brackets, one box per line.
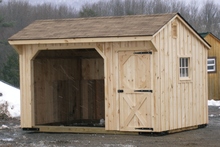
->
[0, 106, 220, 147]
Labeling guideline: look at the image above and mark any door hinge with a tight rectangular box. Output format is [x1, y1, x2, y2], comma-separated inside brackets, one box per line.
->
[118, 89, 124, 93]
[134, 90, 153, 93]
[134, 51, 152, 54]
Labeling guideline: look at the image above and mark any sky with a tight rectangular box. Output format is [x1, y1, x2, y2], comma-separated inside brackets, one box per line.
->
[3, 0, 220, 10]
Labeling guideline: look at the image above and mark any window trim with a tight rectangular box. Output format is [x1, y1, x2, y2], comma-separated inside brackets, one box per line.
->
[179, 56, 191, 81]
[207, 57, 216, 73]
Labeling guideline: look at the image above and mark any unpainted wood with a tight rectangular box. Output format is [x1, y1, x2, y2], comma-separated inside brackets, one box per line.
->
[118, 51, 152, 132]
[152, 17, 208, 132]
[16, 15, 208, 133]
[34, 49, 105, 125]
[82, 59, 104, 80]
[36, 125, 139, 135]
[19, 45, 39, 127]
[104, 41, 154, 131]
[8, 36, 153, 45]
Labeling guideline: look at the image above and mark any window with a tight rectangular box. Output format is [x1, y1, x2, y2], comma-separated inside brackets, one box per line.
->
[207, 58, 216, 72]
[179, 58, 189, 78]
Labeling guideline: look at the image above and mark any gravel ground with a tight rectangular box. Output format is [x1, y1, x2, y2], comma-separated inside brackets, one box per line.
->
[0, 106, 220, 147]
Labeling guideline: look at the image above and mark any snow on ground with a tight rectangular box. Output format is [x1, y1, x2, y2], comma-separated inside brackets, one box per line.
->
[0, 80, 220, 118]
[208, 99, 220, 107]
[0, 81, 20, 118]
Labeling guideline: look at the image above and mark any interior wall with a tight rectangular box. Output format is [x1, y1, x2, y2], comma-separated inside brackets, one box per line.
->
[33, 49, 104, 125]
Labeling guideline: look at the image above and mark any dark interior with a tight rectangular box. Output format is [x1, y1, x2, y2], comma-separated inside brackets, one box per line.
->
[33, 49, 105, 127]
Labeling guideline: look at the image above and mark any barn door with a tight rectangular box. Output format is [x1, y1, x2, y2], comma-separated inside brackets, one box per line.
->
[118, 51, 153, 132]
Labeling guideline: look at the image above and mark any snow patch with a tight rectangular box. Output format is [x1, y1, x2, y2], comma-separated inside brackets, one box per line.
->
[1, 138, 14, 141]
[1, 124, 9, 129]
[0, 81, 20, 118]
[208, 99, 220, 106]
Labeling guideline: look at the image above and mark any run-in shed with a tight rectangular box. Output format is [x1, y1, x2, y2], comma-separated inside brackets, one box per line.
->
[8, 13, 210, 134]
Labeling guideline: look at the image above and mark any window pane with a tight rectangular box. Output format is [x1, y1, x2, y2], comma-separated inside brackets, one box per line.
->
[183, 68, 186, 76]
[207, 58, 216, 72]
[186, 68, 188, 76]
[208, 60, 214, 64]
[180, 57, 189, 77]
[208, 66, 214, 70]
[182, 58, 185, 67]
[185, 58, 188, 67]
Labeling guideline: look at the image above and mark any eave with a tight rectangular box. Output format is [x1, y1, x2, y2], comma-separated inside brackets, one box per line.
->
[8, 36, 153, 45]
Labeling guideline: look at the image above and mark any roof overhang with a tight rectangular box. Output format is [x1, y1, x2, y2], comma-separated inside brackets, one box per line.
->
[8, 36, 153, 45]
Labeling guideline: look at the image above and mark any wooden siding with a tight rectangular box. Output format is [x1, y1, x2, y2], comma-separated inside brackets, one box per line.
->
[19, 41, 155, 130]
[19, 45, 39, 127]
[204, 34, 220, 100]
[152, 17, 208, 132]
[15, 16, 208, 133]
[103, 41, 155, 131]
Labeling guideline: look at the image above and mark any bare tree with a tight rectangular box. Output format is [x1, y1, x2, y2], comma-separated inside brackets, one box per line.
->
[200, 0, 220, 37]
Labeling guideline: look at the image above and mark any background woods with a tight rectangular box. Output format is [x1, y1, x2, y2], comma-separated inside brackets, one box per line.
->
[0, 0, 220, 87]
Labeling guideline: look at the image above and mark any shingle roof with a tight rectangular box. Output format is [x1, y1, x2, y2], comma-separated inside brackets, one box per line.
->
[9, 13, 177, 40]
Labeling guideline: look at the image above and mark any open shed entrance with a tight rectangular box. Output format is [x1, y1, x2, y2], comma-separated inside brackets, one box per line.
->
[33, 49, 105, 127]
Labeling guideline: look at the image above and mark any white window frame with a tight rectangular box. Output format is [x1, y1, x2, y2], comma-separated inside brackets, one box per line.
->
[179, 57, 190, 80]
[207, 57, 216, 72]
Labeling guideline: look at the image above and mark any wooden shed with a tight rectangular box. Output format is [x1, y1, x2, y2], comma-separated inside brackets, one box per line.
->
[8, 13, 210, 134]
[200, 33, 220, 101]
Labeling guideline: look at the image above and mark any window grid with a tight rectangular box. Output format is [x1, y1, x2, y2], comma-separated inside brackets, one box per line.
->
[180, 58, 189, 77]
[207, 58, 216, 72]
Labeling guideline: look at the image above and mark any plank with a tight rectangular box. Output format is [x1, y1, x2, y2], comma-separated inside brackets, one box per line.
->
[160, 28, 165, 131]
[9, 36, 153, 45]
[36, 126, 138, 135]
[152, 36, 161, 132]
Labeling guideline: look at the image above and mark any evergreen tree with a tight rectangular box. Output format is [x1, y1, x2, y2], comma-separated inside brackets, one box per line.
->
[1, 50, 19, 87]
[79, 4, 97, 17]
[0, 0, 17, 86]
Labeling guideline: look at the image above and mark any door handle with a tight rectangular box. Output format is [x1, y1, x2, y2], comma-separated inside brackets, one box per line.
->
[134, 90, 153, 93]
[118, 89, 124, 93]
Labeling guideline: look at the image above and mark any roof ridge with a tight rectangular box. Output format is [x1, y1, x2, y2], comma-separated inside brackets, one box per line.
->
[34, 13, 177, 22]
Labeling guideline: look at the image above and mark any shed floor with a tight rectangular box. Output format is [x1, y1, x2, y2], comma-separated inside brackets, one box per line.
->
[42, 119, 105, 127]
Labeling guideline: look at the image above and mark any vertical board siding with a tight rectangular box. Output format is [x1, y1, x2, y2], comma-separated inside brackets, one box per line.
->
[20, 45, 39, 127]
[104, 41, 155, 131]
[205, 35, 220, 100]
[153, 17, 208, 132]
[18, 19, 208, 132]
[104, 42, 114, 130]
[34, 58, 81, 124]
[153, 37, 161, 131]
